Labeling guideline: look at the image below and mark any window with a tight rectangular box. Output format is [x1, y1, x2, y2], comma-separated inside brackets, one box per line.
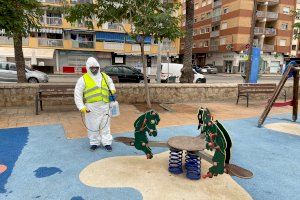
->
[9, 64, 16, 71]
[206, 27, 210, 33]
[193, 29, 197, 36]
[199, 41, 203, 47]
[279, 39, 287, 46]
[221, 22, 228, 30]
[224, 7, 229, 14]
[194, 17, 198, 23]
[204, 41, 209, 47]
[195, 3, 199, 9]
[202, 0, 206, 7]
[201, 14, 206, 20]
[0, 63, 8, 70]
[283, 7, 290, 14]
[206, 12, 211, 19]
[123, 67, 134, 75]
[201, 28, 205, 34]
[193, 43, 196, 48]
[220, 37, 227, 45]
[281, 23, 288, 30]
[292, 45, 297, 50]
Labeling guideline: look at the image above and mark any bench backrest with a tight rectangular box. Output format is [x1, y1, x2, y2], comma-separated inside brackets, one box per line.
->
[238, 83, 276, 93]
[38, 85, 75, 99]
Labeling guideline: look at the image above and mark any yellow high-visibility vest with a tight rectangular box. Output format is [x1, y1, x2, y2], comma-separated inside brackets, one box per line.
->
[83, 73, 110, 103]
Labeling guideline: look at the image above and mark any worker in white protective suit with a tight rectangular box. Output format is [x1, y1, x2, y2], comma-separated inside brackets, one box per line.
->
[74, 57, 116, 152]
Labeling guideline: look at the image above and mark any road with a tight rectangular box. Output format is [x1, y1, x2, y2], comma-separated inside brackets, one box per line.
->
[48, 73, 292, 84]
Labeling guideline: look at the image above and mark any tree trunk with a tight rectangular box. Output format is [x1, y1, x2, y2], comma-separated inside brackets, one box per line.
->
[245, 0, 257, 83]
[13, 33, 26, 83]
[140, 42, 152, 109]
[180, 0, 194, 83]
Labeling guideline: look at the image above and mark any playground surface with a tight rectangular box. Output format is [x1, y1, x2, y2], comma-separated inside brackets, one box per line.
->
[0, 102, 299, 200]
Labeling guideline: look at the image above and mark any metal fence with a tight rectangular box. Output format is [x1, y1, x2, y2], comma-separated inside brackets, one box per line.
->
[72, 40, 95, 48]
[38, 38, 63, 47]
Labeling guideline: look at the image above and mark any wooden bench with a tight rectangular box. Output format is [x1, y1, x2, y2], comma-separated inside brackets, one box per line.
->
[35, 84, 75, 115]
[236, 83, 286, 107]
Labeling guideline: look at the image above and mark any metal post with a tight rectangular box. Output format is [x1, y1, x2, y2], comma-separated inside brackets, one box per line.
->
[292, 69, 299, 122]
[156, 40, 162, 83]
[245, 0, 258, 83]
[55, 50, 60, 73]
[167, 51, 170, 83]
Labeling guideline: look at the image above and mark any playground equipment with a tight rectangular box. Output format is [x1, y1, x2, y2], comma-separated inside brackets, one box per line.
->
[115, 109, 253, 180]
[258, 60, 300, 127]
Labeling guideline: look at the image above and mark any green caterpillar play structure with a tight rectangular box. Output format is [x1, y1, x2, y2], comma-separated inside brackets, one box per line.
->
[115, 108, 253, 180]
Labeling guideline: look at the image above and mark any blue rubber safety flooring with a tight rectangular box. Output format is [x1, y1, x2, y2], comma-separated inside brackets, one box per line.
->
[0, 114, 299, 200]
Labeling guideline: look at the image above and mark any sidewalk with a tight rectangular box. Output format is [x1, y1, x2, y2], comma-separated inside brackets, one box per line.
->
[0, 101, 293, 139]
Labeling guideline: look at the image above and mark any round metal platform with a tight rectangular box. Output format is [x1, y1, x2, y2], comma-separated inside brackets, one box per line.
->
[167, 136, 206, 151]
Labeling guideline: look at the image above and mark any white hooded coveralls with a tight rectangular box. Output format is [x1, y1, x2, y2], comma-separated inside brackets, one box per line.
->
[74, 57, 116, 146]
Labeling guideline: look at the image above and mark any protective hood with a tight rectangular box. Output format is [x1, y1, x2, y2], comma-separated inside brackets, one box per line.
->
[86, 57, 101, 77]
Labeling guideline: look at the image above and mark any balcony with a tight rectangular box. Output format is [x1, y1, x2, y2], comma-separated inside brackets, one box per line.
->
[0, 36, 28, 46]
[267, 12, 278, 20]
[38, 0, 63, 4]
[210, 30, 220, 38]
[70, 0, 93, 4]
[263, 44, 275, 52]
[38, 38, 63, 47]
[254, 27, 264, 35]
[210, 45, 219, 51]
[256, 11, 266, 18]
[211, 16, 221, 23]
[72, 21, 88, 28]
[256, 11, 278, 21]
[41, 17, 62, 26]
[213, 0, 222, 8]
[103, 42, 124, 51]
[257, 0, 279, 5]
[72, 40, 95, 49]
[265, 28, 276, 36]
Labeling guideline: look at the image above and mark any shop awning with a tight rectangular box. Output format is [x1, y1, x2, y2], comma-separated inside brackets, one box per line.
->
[0, 47, 54, 59]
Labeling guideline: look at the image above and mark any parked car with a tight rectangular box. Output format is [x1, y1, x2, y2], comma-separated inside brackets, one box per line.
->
[201, 64, 218, 74]
[101, 65, 149, 83]
[159, 63, 206, 83]
[0, 61, 48, 83]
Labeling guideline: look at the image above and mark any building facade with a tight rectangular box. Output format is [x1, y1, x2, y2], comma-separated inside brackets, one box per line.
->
[181, 0, 295, 74]
[291, 0, 300, 57]
[0, 0, 180, 74]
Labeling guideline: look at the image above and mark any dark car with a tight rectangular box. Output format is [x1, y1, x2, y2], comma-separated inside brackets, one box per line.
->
[102, 65, 148, 83]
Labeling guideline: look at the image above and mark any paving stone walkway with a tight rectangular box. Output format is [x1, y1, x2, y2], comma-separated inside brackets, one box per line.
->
[0, 100, 293, 139]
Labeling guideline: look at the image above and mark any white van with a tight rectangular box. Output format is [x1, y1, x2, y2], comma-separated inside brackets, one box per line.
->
[160, 63, 206, 83]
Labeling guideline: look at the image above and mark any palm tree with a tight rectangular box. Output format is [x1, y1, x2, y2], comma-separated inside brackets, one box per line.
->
[180, 0, 194, 83]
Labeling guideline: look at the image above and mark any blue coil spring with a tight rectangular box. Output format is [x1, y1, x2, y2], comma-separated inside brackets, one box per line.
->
[185, 151, 201, 180]
[168, 148, 183, 174]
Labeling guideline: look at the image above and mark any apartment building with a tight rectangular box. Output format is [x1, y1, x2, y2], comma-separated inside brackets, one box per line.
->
[0, 0, 179, 74]
[291, 0, 300, 57]
[181, 0, 295, 74]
